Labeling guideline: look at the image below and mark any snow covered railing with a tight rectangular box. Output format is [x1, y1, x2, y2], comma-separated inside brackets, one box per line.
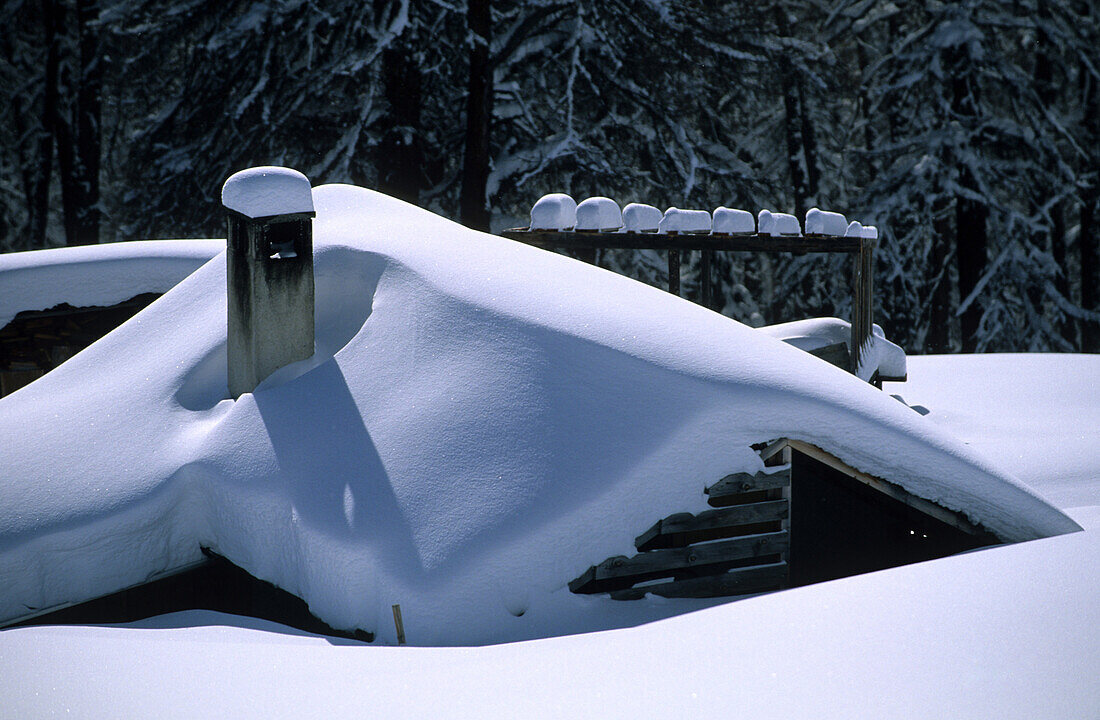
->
[504, 199, 880, 382]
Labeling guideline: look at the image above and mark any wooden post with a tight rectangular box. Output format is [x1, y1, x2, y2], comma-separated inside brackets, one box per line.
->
[391, 603, 406, 645]
[850, 237, 874, 376]
[701, 250, 713, 308]
[668, 249, 680, 296]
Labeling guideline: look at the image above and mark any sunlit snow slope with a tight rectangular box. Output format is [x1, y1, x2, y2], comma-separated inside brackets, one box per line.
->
[0, 185, 1079, 645]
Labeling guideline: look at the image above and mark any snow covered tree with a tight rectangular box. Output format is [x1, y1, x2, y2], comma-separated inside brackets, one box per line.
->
[3, 0, 1096, 353]
[374, 0, 425, 205]
[0, 0, 104, 249]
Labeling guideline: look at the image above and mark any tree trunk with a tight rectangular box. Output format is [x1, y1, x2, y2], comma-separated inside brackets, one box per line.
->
[1034, 8, 1073, 346]
[951, 65, 986, 353]
[1083, 190, 1099, 352]
[774, 6, 807, 219]
[796, 78, 820, 205]
[955, 170, 987, 352]
[459, 0, 492, 232]
[73, 0, 101, 245]
[374, 0, 422, 205]
[1079, 8, 1099, 353]
[927, 196, 953, 353]
[52, 0, 101, 246]
[27, 1, 62, 249]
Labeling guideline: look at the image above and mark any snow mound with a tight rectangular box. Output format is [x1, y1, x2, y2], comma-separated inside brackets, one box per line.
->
[659, 208, 711, 233]
[575, 197, 622, 231]
[757, 210, 799, 236]
[862, 225, 879, 240]
[771, 212, 801, 236]
[530, 193, 576, 230]
[804, 208, 847, 236]
[0, 185, 1078, 646]
[757, 318, 906, 381]
[712, 207, 755, 234]
[0, 239, 224, 327]
[621, 203, 662, 232]
[221, 166, 314, 219]
[845, 221, 863, 237]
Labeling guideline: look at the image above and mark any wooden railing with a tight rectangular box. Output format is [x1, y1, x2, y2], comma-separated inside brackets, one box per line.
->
[501, 229, 876, 379]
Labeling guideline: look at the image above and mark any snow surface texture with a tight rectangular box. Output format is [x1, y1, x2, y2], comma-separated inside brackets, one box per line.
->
[885, 355, 1100, 513]
[0, 239, 224, 327]
[4, 356, 1098, 718]
[658, 207, 711, 233]
[804, 208, 847, 236]
[4, 516, 1098, 719]
[862, 225, 879, 240]
[221, 166, 315, 219]
[530, 193, 576, 230]
[574, 197, 621, 231]
[711, 207, 755, 234]
[621, 203, 662, 232]
[758, 318, 906, 381]
[0, 185, 1079, 646]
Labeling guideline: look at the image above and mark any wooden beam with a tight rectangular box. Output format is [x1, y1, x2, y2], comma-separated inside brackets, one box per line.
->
[850, 236, 875, 374]
[806, 341, 851, 370]
[501, 229, 861, 254]
[635, 500, 788, 551]
[610, 561, 788, 601]
[569, 530, 788, 594]
[700, 249, 713, 306]
[668, 248, 680, 296]
[705, 468, 791, 504]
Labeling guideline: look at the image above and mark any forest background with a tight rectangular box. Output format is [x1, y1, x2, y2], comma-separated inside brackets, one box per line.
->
[2, 0, 1098, 354]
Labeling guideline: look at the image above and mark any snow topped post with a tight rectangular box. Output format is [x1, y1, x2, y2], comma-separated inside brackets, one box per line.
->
[222, 166, 316, 398]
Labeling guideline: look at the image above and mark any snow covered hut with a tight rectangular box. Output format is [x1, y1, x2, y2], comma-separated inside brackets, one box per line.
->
[0, 176, 1082, 647]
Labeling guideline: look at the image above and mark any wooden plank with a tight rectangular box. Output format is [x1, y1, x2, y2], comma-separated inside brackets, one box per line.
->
[501, 229, 861, 254]
[783, 439, 992, 538]
[700, 249, 713, 306]
[850, 237, 874, 375]
[807, 341, 850, 370]
[391, 604, 406, 645]
[668, 248, 680, 296]
[705, 468, 791, 506]
[635, 500, 788, 551]
[569, 530, 788, 594]
[610, 562, 788, 600]
[757, 438, 789, 464]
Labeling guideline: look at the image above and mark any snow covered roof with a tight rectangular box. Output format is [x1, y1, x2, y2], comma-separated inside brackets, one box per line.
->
[0, 184, 1080, 645]
[4, 351, 1098, 716]
[0, 239, 223, 327]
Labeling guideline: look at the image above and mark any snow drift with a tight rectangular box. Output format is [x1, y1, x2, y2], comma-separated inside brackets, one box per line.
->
[0, 184, 1079, 645]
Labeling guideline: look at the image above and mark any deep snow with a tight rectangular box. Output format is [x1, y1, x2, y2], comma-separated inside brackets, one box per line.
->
[2, 352, 1098, 717]
[0, 185, 1081, 647]
[3, 506, 1097, 719]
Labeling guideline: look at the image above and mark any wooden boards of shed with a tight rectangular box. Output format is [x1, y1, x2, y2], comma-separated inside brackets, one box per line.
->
[568, 467, 790, 600]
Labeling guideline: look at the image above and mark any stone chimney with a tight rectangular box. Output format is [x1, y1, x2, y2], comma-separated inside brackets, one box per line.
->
[221, 166, 315, 399]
